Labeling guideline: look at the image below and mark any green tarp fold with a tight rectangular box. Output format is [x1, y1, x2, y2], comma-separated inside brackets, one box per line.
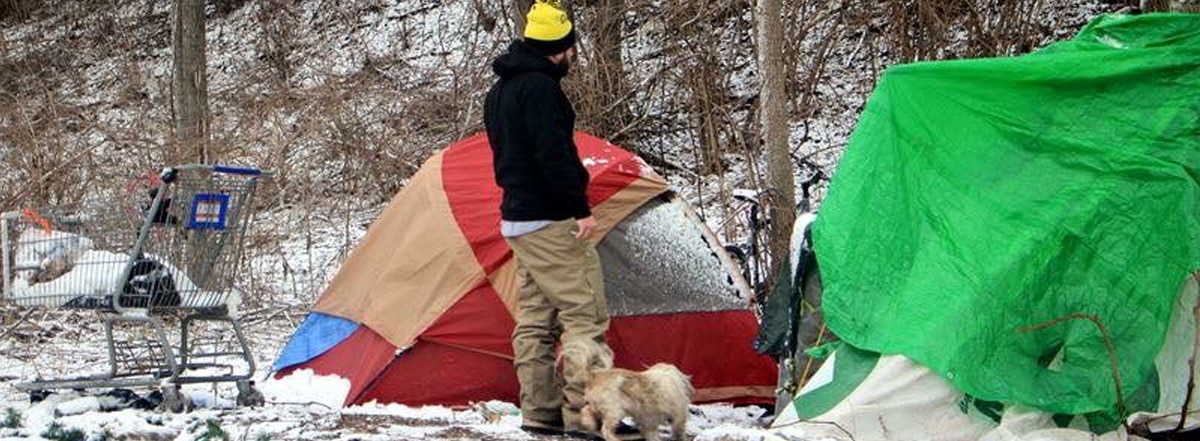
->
[813, 13, 1200, 427]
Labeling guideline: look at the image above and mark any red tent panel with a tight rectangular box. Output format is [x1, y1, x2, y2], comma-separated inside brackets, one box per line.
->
[441, 136, 508, 274]
[275, 325, 397, 406]
[355, 340, 521, 406]
[607, 311, 777, 404]
[575, 134, 645, 207]
[419, 282, 516, 358]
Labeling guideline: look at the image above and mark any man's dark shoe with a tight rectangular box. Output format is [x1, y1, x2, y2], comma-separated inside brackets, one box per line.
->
[563, 429, 604, 441]
[521, 418, 566, 436]
[564, 426, 645, 441]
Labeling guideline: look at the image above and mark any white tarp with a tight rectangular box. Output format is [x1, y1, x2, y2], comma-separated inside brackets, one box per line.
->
[771, 276, 1199, 441]
[7, 228, 238, 314]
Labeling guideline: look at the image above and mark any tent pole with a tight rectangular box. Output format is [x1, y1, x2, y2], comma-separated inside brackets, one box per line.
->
[1176, 271, 1200, 432]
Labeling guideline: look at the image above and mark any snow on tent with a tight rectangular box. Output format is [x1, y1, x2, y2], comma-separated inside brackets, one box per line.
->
[759, 14, 1200, 440]
[272, 132, 777, 406]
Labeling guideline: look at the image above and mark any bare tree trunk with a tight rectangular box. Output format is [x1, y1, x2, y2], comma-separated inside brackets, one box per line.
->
[171, 0, 215, 289]
[172, 0, 209, 164]
[1141, 0, 1170, 11]
[511, 0, 534, 38]
[757, 0, 796, 284]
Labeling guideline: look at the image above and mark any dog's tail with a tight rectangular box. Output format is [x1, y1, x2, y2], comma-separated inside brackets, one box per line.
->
[559, 339, 615, 374]
[645, 363, 694, 401]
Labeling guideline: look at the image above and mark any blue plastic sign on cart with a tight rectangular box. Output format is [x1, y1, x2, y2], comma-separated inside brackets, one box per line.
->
[189, 193, 230, 230]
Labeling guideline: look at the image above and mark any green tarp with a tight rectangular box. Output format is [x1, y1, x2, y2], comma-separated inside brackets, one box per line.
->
[813, 13, 1200, 427]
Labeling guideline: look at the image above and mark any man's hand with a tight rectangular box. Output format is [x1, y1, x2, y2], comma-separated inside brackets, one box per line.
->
[575, 216, 597, 240]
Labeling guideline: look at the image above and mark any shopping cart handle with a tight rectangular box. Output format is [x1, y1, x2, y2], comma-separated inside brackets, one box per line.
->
[213, 165, 262, 176]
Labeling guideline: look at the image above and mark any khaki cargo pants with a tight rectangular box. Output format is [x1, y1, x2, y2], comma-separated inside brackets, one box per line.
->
[504, 219, 610, 429]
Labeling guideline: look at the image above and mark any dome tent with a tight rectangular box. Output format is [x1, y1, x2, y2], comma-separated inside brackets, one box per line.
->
[273, 132, 777, 406]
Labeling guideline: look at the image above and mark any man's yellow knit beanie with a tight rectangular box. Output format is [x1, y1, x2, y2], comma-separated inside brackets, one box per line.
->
[523, 0, 576, 55]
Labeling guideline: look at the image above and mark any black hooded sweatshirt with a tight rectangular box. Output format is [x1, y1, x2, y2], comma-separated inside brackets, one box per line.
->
[484, 40, 591, 222]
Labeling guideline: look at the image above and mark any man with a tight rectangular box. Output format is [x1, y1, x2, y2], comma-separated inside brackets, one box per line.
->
[483, 0, 612, 438]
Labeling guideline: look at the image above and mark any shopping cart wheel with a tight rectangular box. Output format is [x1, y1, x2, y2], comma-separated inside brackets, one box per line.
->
[160, 384, 188, 413]
[27, 389, 53, 403]
[236, 380, 265, 407]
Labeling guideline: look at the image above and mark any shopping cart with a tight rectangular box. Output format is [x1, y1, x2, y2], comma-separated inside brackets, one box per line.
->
[1, 165, 268, 411]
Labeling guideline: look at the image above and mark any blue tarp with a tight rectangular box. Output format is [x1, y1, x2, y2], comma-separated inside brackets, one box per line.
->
[272, 312, 360, 371]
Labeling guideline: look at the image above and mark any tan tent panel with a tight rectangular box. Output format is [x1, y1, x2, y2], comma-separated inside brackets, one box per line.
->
[313, 153, 486, 348]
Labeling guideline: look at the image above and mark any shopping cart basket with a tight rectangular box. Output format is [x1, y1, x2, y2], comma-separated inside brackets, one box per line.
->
[1, 164, 269, 411]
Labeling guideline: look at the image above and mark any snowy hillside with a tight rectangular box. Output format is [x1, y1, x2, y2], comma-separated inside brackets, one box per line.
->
[0, 0, 1123, 439]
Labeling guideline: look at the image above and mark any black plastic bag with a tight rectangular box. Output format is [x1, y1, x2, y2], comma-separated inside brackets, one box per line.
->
[120, 256, 181, 308]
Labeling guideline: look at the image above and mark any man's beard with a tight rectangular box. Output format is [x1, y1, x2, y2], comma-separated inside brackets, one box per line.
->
[555, 55, 572, 74]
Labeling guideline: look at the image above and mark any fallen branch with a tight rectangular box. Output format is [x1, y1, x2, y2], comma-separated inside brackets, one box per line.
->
[1016, 312, 1128, 432]
[267, 400, 335, 411]
[796, 322, 828, 393]
[771, 417, 856, 441]
[0, 308, 37, 341]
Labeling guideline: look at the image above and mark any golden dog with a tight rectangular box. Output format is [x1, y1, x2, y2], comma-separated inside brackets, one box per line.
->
[563, 341, 694, 441]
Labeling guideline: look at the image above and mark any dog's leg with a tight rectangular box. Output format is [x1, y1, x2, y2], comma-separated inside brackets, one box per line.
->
[637, 415, 664, 441]
[657, 405, 688, 441]
[640, 424, 662, 441]
[600, 414, 625, 441]
[670, 413, 688, 441]
[580, 404, 600, 431]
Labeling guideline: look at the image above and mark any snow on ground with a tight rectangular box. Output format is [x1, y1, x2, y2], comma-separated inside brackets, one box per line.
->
[258, 369, 351, 411]
[0, 374, 781, 441]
